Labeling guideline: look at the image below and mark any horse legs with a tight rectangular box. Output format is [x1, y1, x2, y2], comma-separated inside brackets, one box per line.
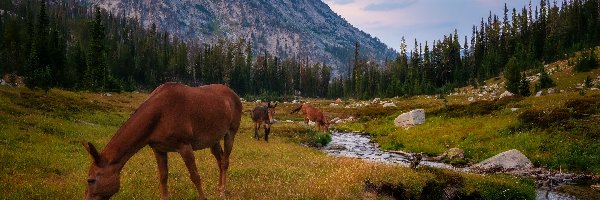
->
[210, 143, 225, 196]
[219, 132, 235, 197]
[153, 149, 169, 200]
[253, 122, 261, 140]
[177, 144, 207, 200]
[263, 124, 270, 142]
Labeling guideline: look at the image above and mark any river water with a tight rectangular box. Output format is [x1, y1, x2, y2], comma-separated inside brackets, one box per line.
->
[322, 132, 578, 200]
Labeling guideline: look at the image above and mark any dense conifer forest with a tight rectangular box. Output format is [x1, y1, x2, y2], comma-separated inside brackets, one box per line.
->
[1, 0, 599, 99]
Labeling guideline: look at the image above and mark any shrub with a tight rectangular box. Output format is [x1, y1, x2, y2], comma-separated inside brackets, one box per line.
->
[313, 132, 332, 146]
[518, 108, 571, 129]
[536, 69, 555, 90]
[574, 49, 598, 72]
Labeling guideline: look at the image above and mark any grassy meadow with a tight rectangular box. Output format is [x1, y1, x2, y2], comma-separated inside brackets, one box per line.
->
[0, 85, 537, 199]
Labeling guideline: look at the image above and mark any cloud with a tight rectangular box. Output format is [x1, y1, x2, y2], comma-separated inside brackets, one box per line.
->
[364, 0, 417, 11]
[324, 0, 355, 5]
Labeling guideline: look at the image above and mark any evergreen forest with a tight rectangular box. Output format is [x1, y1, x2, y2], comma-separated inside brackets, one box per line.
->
[1, 0, 599, 99]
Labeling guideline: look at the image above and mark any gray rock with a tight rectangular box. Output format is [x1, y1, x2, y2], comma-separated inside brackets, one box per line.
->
[394, 109, 426, 127]
[471, 149, 533, 172]
[434, 148, 464, 161]
[511, 108, 519, 112]
[382, 102, 396, 108]
[536, 90, 543, 97]
[500, 91, 513, 98]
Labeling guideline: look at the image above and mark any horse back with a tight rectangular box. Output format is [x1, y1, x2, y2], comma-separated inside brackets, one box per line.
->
[251, 106, 268, 122]
[145, 83, 242, 151]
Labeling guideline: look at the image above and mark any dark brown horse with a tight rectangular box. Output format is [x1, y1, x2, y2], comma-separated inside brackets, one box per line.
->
[251, 102, 277, 142]
[82, 83, 242, 200]
[290, 103, 329, 131]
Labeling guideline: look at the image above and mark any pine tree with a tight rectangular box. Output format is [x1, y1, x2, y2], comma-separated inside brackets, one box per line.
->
[504, 56, 521, 94]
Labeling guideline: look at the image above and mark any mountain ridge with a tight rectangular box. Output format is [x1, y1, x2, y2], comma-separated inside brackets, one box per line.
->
[82, 0, 397, 75]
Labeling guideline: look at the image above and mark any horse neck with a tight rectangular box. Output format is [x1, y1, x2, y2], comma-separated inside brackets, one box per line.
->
[101, 109, 159, 169]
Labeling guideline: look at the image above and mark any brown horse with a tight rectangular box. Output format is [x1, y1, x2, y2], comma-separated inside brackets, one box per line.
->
[290, 103, 329, 131]
[82, 83, 242, 200]
[251, 102, 277, 142]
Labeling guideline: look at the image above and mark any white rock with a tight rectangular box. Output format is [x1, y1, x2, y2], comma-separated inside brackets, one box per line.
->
[468, 97, 475, 102]
[292, 100, 300, 103]
[535, 90, 543, 97]
[308, 121, 316, 126]
[0, 79, 6, 85]
[547, 88, 555, 94]
[471, 149, 533, 172]
[255, 100, 262, 103]
[330, 103, 338, 106]
[382, 102, 396, 108]
[394, 109, 425, 128]
[500, 91, 513, 98]
[511, 108, 519, 112]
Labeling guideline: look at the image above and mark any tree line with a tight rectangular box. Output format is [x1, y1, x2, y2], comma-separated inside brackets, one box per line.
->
[0, 0, 331, 98]
[1, 0, 599, 99]
[331, 0, 600, 99]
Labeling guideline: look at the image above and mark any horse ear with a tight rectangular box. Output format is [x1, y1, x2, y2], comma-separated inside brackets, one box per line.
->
[82, 142, 102, 166]
[274, 103, 278, 108]
[267, 102, 271, 107]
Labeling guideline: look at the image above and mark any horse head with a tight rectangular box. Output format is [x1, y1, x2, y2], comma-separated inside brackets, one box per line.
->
[267, 102, 278, 124]
[83, 142, 121, 200]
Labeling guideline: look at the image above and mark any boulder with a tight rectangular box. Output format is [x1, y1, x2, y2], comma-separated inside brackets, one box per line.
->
[471, 149, 533, 172]
[500, 91, 513, 98]
[335, 98, 343, 104]
[382, 102, 396, 108]
[394, 109, 425, 127]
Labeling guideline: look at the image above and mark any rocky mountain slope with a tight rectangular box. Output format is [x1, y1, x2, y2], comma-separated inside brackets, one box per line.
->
[81, 0, 397, 74]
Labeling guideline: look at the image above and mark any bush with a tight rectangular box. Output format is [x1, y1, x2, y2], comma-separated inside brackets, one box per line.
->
[574, 49, 598, 72]
[536, 69, 555, 90]
[313, 132, 332, 146]
[518, 108, 571, 129]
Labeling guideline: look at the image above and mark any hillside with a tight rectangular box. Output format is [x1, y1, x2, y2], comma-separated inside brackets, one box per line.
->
[82, 0, 397, 74]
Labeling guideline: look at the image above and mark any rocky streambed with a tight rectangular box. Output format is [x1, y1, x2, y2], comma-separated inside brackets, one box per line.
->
[322, 132, 584, 200]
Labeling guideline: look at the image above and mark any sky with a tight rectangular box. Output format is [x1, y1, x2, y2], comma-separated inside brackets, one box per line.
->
[323, 0, 548, 51]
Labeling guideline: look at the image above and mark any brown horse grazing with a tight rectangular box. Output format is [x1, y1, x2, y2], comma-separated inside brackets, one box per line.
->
[82, 83, 242, 200]
[251, 102, 277, 142]
[290, 103, 329, 131]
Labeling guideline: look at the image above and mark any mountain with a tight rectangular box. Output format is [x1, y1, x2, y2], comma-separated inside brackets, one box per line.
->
[81, 0, 397, 75]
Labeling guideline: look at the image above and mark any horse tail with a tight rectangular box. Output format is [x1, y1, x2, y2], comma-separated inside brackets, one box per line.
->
[290, 104, 303, 114]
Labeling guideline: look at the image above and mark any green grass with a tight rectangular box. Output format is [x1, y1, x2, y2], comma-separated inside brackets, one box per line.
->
[0, 85, 535, 199]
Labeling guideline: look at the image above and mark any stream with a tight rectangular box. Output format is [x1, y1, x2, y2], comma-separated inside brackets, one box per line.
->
[322, 132, 578, 200]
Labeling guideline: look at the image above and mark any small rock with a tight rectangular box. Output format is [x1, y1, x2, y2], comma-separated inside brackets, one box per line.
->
[536, 90, 543, 97]
[591, 184, 600, 192]
[335, 98, 343, 104]
[308, 121, 316, 126]
[255, 100, 262, 103]
[500, 91, 513, 98]
[468, 97, 475, 102]
[104, 93, 112, 97]
[330, 103, 338, 106]
[382, 102, 396, 108]
[292, 100, 300, 103]
[511, 108, 519, 112]
[326, 144, 347, 151]
[547, 88, 555, 94]
[434, 148, 464, 161]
